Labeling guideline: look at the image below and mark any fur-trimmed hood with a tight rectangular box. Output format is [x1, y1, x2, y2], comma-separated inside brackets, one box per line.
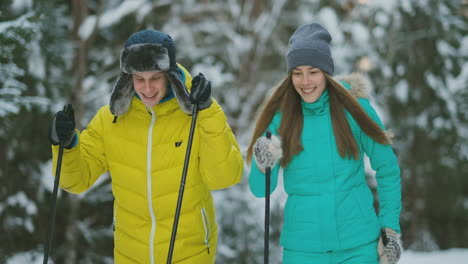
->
[336, 72, 371, 99]
[109, 29, 192, 120]
[336, 72, 394, 141]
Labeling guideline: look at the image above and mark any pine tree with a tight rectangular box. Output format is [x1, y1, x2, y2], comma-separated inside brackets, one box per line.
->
[2, 0, 467, 262]
[0, 1, 69, 261]
[367, 0, 468, 250]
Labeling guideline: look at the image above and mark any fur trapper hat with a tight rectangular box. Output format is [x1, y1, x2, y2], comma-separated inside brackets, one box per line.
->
[109, 29, 191, 118]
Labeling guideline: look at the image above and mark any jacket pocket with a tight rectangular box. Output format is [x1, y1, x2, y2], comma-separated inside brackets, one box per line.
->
[200, 207, 211, 254]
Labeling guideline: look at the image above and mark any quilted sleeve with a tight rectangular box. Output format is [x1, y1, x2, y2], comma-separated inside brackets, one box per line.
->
[248, 112, 281, 198]
[196, 99, 243, 190]
[51, 106, 109, 194]
[358, 98, 402, 233]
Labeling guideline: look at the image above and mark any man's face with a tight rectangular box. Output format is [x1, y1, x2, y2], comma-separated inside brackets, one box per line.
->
[132, 71, 168, 108]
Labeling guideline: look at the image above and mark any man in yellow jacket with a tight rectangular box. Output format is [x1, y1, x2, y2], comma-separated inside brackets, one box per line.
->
[48, 29, 243, 263]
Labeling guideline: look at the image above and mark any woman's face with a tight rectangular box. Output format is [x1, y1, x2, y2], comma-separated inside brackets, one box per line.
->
[133, 71, 168, 108]
[291, 66, 327, 103]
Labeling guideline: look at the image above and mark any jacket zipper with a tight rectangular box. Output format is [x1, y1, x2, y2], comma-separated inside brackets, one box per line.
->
[147, 108, 156, 264]
[113, 204, 117, 232]
[201, 207, 211, 254]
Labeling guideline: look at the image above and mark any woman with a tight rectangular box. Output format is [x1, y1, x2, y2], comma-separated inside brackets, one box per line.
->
[247, 23, 402, 264]
[49, 29, 243, 263]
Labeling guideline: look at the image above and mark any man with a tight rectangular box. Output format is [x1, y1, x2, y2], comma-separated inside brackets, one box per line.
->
[49, 29, 243, 263]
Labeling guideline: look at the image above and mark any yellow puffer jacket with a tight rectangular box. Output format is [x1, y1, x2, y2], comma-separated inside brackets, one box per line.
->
[51, 67, 243, 263]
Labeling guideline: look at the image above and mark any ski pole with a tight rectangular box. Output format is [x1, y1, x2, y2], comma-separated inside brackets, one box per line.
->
[167, 103, 199, 264]
[43, 143, 65, 264]
[381, 228, 389, 246]
[264, 129, 272, 264]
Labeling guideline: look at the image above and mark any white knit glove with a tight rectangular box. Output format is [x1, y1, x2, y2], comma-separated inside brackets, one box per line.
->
[378, 228, 402, 264]
[253, 134, 282, 173]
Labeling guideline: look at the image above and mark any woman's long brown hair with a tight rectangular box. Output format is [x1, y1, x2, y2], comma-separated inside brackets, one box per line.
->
[246, 72, 392, 167]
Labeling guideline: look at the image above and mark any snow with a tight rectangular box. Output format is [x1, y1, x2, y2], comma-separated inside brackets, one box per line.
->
[0, 192, 37, 233]
[426, 72, 458, 121]
[399, 249, 468, 264]
[2, 0, 467, 263]
[319, 8, 342, 43]
[372, 25, 386, 39]
[371, 0, 399, 12]
[40, 160, 56, 191]
[375, 11, 391, 27]
[350, 23, 370, 43]
[9, 249, 468, 263]
[394, 80, 409, 104]
[6, 251, 45, 264]
[3, 192, 37, 215]
[190, 58, 235, 91]
[28, 38, 46, 79]
[11, 0, 33, 10]
[79, 0, 153, 40]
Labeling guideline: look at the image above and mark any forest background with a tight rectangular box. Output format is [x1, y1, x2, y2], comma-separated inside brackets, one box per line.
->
[1, 0, 467, 263]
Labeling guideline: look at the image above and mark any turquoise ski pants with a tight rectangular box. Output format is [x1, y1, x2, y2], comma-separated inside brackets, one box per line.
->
[283, 240, 379, 264]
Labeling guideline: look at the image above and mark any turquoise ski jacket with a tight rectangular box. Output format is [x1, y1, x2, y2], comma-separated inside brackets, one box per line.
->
[249, 73, 401, 252]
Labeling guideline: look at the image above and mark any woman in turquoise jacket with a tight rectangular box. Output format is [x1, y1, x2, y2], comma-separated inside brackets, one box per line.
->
[247, 23, 402, 264]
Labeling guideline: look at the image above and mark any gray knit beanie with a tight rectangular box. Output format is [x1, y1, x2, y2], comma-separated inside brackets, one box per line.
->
[286, 23, 334, 75]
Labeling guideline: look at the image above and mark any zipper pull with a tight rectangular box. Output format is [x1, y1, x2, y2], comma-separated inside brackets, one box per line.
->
[204, 240, 210, 254]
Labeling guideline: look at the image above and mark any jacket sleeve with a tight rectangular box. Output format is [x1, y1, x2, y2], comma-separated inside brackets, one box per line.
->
[196, 98, 243, 190]
[358, 98, 402, 233]
[248, 113, 281, 198]
[51, 107, 109, 194]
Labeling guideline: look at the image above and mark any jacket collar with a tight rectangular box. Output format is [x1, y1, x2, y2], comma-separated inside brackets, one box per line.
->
[131, 95, 181, 118]
[302, 89, 330, 116]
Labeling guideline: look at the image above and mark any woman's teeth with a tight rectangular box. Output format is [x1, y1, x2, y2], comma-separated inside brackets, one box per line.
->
[302, 87, 315, 93]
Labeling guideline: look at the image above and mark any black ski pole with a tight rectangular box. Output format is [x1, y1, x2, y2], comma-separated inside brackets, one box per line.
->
[264, 129, 272, 264]
[167, 104, 199, 264]
[43, 143, 65, 264]
[381, 228, 389, 246]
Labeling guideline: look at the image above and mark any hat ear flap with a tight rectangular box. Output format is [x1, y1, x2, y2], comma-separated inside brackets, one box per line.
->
[110, 72, 134, 116]
[167, 67, 192, 114]
[120, 48, 129, 72]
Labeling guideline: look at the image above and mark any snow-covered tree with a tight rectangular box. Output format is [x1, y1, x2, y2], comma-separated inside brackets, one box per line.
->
[2, 0, 467, 263]
[0, 1, 68, 262]
[366, 0, 468, 250]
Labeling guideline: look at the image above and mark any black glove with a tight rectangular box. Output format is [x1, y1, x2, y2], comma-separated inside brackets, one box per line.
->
[48, 104, 76, 148]
[190, 73, 212, 110]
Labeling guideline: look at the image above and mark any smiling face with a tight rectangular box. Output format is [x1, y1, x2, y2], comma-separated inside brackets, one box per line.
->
[291, 66, 327, 103]
[132, 71, 168, 108]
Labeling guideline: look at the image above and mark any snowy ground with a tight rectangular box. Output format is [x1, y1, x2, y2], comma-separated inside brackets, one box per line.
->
[6, 248, 468, 263]
[399, 249, 468, 264]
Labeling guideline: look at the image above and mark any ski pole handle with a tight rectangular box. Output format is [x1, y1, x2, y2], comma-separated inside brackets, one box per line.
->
[381, 228, 389, 246]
